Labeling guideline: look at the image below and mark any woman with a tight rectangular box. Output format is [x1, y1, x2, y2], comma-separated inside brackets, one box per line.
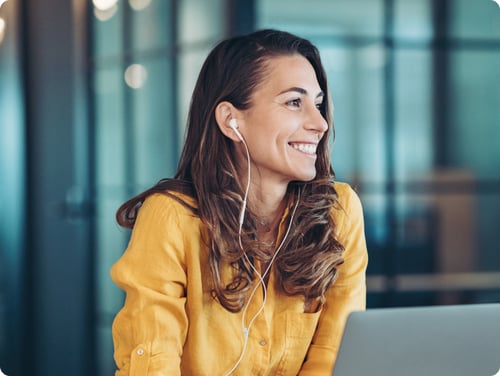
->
[111, 29, 368, 375]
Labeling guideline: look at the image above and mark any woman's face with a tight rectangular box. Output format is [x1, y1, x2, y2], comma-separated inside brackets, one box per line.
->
[239, 54, 328, 187]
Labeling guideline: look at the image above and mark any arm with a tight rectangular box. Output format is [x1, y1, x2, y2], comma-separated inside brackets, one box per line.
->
[111, 194, 189, 376]
[299, 184, 368, 375]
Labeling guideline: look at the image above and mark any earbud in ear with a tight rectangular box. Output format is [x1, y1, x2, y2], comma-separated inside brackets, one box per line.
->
[229, 119, 244, 142]
[229, 118, 238, 130]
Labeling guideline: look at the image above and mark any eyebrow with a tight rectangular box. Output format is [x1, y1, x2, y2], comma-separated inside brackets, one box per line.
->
[278, 86, 324, 99]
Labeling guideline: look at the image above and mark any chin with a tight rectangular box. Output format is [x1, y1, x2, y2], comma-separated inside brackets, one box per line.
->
[294, 171, 317, 182]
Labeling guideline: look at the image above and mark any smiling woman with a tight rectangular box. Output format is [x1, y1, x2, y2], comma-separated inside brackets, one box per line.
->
[218, 54, 329, 186]
[110, 29, 368, 376]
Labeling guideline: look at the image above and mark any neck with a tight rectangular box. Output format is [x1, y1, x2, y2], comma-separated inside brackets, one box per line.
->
[250, 186, 286, 220]
[236, 155, 290, 242]
[248, 190, 288, 248]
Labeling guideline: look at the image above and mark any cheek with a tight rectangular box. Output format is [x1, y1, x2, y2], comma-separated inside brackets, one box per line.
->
[248, 113, 294, 146]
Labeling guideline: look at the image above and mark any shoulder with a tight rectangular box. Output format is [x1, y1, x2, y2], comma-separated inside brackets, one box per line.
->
[125, 191, 203, 259]
[333, 181, 362, 213]
[143, 190, 197, 213]
[136, 191, 199, 227]
[331, 181, 364, 232]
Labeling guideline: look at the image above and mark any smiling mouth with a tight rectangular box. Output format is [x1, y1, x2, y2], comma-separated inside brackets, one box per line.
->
[289, 143, 318, 155]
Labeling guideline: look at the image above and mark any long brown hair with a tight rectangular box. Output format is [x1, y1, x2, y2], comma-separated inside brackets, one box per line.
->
[116, 29, 344, 312]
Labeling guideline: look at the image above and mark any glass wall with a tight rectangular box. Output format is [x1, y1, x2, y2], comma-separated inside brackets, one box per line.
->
[258, 0, 500, 307]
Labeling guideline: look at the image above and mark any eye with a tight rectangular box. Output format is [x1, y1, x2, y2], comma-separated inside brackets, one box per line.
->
[315, 102, 323, 110]
[286, 98, 302, 107]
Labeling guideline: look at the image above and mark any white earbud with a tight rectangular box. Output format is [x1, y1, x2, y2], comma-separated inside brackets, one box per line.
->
[229, 118, 244, 142]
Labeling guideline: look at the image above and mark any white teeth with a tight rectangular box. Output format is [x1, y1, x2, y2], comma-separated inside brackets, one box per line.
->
[291, 143, 317, 155]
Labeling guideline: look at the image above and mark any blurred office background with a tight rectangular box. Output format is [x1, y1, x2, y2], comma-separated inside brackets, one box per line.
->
[1, 0, 499, 374]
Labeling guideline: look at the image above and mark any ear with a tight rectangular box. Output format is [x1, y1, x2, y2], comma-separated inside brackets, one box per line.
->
[215, 101, 243, 142]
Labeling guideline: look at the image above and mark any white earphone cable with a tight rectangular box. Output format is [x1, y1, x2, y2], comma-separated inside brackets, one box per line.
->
[224, 133, 301, 375]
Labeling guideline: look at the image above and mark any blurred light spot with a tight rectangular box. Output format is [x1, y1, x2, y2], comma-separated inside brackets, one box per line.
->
[93, 0, 118, 22]
[0, 0, 8, 9]
[0, 18, 5, 44]
[493, 0, 500, 9]
[94, 5, 117, 21]
[93, 0, 117, 10]
[124, 64, 148, 89]
[93, 0, 118, 21]
[129, 0, 152, 11]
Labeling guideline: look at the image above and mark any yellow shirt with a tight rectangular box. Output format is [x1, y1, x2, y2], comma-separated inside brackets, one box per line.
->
[111, 182, 368, 376]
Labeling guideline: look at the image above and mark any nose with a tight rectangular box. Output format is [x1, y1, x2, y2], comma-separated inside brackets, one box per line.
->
[305, 103, 328, 135]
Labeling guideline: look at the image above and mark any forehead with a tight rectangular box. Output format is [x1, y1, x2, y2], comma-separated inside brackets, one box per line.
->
[257, 54, 322, 94]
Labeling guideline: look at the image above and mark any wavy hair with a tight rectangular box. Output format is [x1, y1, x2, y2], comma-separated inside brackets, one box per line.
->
[116, 29, 344, 312]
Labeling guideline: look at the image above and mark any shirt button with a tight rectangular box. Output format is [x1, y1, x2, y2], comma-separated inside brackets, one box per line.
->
[136, 348, 145, 356]
[259, 339, 267, 346]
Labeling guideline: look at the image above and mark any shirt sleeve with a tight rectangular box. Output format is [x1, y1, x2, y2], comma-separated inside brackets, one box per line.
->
[299, 183, 368, 376]
[110, 194, 189, 376]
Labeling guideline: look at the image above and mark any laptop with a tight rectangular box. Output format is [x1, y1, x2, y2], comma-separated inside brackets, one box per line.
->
[332, 303, 500, 376]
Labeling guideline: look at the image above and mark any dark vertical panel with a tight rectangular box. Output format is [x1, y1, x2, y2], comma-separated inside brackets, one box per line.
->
[0, 0, 27, 374]
[73, 0, 97, 373]
[382, 0, 398, 304]
[23, 0, 94, 375]
[432, 0, 449, 167]
[122, 2, 136, 197]
[226, 0, 255, 36]
[170, 0, 180, 162]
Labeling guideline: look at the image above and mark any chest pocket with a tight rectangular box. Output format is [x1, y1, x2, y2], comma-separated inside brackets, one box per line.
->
[277, 309, 322, 374]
